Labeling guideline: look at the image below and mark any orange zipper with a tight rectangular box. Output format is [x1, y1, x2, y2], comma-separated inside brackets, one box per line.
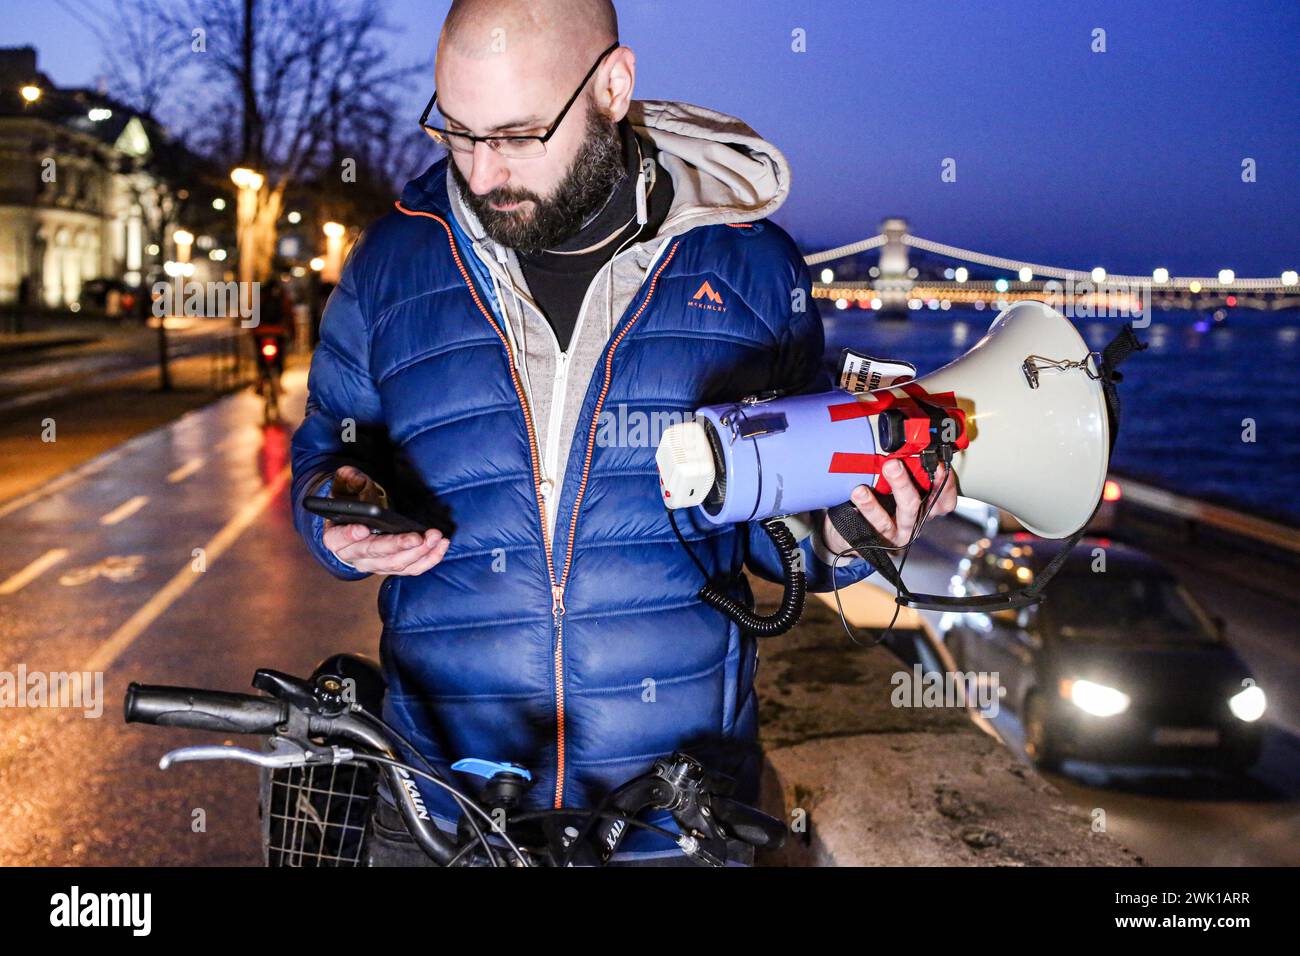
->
[395, 201, 680, 809]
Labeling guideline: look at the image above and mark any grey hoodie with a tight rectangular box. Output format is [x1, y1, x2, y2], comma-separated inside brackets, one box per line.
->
[445, 99, 800, 549]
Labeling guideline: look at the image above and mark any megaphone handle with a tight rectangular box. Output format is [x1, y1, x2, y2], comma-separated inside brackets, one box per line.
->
[826, 497, 910, 597]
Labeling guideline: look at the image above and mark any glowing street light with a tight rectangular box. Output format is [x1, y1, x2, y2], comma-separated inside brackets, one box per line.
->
[1188, 280, 1202, 294]
[1217, 269, 1235, 285]
[954, 267, 968, 283]
[1090, 267, 1106, 284]
[1282, 270, 1298, 286]
[20, 85, 41, 103]
[230, 166, 264, 191]
[212, 197, 227, 211]
[310, 257, 326, 272]
[322, 222, 347, 282]
[287, 210, 302, 224]
[820, 268, 834, 284]
[1018, 266, 1033, 283]
[1152, 267, 1169, 284]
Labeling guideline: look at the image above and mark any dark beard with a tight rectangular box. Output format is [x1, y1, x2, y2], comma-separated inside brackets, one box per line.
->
[451, 103, 625, 254]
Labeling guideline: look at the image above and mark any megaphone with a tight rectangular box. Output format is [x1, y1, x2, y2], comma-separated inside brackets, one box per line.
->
[656, 302, 1111, 539]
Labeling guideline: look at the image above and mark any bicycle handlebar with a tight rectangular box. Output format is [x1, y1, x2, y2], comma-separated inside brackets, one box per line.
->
[125, 683, 290, 735]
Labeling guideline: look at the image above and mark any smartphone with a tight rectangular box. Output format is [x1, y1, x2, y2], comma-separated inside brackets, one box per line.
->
[304, 496, 429, 535]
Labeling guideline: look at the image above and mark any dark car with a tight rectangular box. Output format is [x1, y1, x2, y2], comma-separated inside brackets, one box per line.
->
[939, 535, 1265, 773]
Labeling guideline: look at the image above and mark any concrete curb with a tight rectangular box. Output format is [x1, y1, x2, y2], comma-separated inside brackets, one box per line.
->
[749, 575, 1143, 866]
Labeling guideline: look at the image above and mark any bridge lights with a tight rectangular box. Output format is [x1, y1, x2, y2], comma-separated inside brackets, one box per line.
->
[1188, 280, 1202, 294]
[1152, 267, 1169, 284]
[1218, 269, 1235, 285]
[820, 268, 834, 284]
[1018, 266, 1033, 283]
[954, 267, 968, 283]
[1282, 270, 1298, 286]
[994, 278, 1009, 293]
[1091, 267, 1107, 284]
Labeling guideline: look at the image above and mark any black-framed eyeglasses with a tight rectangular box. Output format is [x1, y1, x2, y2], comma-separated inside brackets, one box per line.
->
[420, 41, 620, 159]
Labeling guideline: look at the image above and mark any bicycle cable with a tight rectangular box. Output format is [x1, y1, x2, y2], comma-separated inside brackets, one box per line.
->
[350, 705, 500, 867]
[347, 755, 530, 867]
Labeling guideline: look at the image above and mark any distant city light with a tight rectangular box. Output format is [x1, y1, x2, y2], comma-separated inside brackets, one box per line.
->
[288, 211, 302, 224]
[820, 268, 834, 284]
[20, 85, 41, 103]
[1152, 267, 1169, 284]
[868, 266, 880, 278]
[310, 257, 326, 271]
[1283, 270, 1299, 286]
[1188, 280, 1202, 293]
[1090, 267, 1106, 284]
[943, 268, 954, 280]
[1018, 266, 1033, 283]
[908, 298, 922, 310]
[1217, 269, 1234, 285]
[870, 297, 882, 309]
[173, 230, 194, 247]
[212, 197, 227, 211]
[292, 266, 307, 277]
[994, 278, 1009, 293]
[146, 243, 160, 256]
[834, 298, 847, 310]
[906, 267, 919, 279]
[954, 267, 968, 283]
[209, 249, 228, 261]
[88, 107, 113, 121]
[323, 221, 346, 239]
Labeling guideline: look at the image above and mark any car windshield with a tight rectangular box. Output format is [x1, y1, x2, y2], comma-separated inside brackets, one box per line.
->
[1039, 574, 1219, 643]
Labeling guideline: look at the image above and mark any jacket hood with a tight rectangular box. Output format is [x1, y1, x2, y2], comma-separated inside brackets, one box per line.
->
[398, 99, 793, 244]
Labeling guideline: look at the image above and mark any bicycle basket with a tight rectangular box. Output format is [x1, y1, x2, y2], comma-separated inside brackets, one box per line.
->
[260, 757, 377, 867]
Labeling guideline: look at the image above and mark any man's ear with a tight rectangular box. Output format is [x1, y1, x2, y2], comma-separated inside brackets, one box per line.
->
[598, 45, 636, 121]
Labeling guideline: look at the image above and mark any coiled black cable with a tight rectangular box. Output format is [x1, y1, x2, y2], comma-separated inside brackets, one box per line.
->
[692, 516, 807, 637]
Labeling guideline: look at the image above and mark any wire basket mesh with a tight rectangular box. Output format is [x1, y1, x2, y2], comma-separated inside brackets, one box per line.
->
[261, 758, 377, 867]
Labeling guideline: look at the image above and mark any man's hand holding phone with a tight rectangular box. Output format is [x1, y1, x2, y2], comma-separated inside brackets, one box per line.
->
[321, 466, 450, 575]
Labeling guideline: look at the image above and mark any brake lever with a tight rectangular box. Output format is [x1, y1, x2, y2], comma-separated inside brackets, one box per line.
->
[157, 743, 354, 770]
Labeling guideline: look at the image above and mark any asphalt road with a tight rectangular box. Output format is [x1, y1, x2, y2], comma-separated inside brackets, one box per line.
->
[903, 513, 1300, 866]
[0, 369, 380, 865]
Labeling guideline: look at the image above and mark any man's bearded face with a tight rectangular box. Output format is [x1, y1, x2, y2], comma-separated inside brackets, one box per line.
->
[451, 101, 625, 254]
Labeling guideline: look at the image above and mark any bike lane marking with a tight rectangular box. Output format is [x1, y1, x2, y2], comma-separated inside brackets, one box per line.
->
[166, 457, 205, 483]
[0, 548, 70, 595]
[81, 464, 292, 673]
[99, 495, 150, 526]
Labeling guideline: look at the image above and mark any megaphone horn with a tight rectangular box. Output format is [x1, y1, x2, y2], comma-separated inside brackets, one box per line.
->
[656, 302, 1111, 540]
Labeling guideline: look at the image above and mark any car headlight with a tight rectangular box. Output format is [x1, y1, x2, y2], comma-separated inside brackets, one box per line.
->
[1229, 684, 1266, 722]
[1063, 678, 1130, 717]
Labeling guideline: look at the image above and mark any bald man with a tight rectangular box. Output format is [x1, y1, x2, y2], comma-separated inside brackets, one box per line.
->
[291, 0, 955, 866]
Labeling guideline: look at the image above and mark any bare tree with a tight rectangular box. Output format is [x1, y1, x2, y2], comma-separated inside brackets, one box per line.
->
[148, 0, 424, 281]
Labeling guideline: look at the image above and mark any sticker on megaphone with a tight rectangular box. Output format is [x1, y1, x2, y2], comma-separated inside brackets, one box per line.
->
[838, 350, 916, 394]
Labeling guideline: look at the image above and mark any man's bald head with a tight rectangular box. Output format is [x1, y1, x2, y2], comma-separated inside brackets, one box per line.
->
[441, 0, 618, 68]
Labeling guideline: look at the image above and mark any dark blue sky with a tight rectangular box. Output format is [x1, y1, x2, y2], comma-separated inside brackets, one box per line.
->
[8, 0, 1298, 276]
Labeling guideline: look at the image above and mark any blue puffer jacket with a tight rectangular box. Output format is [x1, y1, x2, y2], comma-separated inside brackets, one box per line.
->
[291, 100, 873, 857]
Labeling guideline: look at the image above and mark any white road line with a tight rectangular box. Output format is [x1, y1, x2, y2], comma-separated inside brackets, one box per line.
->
[167, 457, 205, 483]
[82, 465, 291, 673]
[100, 495, 150, 526]
[0, 548, 70, 595]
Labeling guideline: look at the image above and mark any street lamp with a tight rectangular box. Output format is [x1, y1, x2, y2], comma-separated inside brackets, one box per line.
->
[20, 85, 41, 103]
[322, 222, 346, 283]
[230, 167, 264, 312]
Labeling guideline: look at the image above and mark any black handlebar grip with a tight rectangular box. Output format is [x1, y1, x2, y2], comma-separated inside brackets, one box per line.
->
[710, 795, 787, 850]
[124, 683, 289, 735]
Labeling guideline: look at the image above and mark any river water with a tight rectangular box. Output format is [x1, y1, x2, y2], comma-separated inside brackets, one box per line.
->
[818, 304, 1300, 526]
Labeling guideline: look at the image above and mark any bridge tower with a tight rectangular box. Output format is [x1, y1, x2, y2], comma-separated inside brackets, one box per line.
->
[876, 217, 913, 317]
